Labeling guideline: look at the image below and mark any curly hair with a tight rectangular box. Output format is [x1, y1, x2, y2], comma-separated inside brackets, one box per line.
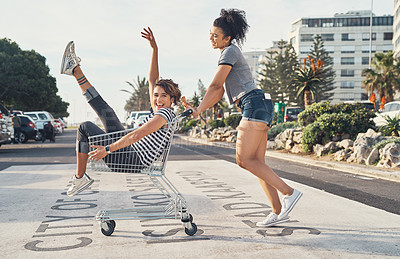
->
[155, 79, 182, 105]
[213, 8, 249, 48]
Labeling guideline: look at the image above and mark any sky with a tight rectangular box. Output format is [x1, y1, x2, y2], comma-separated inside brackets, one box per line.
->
[0, 0, 394, 124]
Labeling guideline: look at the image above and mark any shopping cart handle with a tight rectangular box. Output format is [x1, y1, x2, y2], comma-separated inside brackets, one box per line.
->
[179, 109, 193, 117]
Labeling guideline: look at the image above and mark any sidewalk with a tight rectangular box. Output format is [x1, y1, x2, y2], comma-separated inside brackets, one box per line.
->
[1, 161, 399, 258]
[177, 135, 400, 183]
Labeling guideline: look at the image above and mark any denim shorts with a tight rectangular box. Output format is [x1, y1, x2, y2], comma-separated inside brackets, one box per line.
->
[238, 89, 274, 127]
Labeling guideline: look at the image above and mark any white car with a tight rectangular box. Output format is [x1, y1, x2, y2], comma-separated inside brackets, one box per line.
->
[24, 111, 55, 130]
[374, 101, 400, 126]
[135, 115, 149, 128]
[125, 111, 151, 128]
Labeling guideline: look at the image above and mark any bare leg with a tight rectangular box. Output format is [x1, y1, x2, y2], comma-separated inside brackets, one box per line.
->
[236, 120, 294, 198]
[73, 66, 92, 93]
[76, 152, 89, 178]
[254, 128, 282, 214]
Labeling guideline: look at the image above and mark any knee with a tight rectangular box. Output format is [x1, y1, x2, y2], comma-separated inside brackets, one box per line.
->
[236, 156, 249, 169]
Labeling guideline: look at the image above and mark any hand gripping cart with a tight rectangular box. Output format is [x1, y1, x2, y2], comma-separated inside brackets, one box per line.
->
[87, 110, 197, 236]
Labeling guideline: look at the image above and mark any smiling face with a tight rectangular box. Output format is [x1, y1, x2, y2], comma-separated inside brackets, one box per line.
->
[210, 26, 231, 51]
[153, 86, 173, 111]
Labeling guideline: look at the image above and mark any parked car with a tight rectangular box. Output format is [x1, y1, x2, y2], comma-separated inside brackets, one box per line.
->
[53, 119, 64, 134]
[15, 114, 37, 143]
[135, 115, 149, 127]
[374, 101, 400, 126]
[125, 111, 151, 128]
[24, 111, 55, 130]
[284, 107, 304, 122]
[0, 102, 13, 147]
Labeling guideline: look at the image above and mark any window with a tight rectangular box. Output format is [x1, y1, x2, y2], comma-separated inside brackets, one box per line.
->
[38, 113, 49, 120]
[362, 57, 370, 65]
[321, 34, 334, 41]
[383, 45, 393, 53]
[362, 33, 376, 41]
[301, 34, 314, 42]
[341, 57, 355, 65]
[384, 32, 393, 40]
[341, 46, 355, 53]
[342, 33, 355, 41]
[340, 81, 355, 89]
[324, 46, 334, 53]
[362, 45, 376, 53]
[300, 46, 311, 54]
[341, 69, 355, 77]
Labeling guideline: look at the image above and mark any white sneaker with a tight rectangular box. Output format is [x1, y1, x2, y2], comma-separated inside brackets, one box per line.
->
[67, 173, 94, 197]
[60, 41, 81, 75]
[256, 212, 290, 227]
[278, 189, 303, 220]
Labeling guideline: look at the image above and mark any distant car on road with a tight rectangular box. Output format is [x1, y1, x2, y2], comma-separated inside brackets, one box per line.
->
[53, 119, 64, 134]
[0, 102, 13, 147]
[15, 115, 37, 143]
[126, 111, 151, 128]
[374, 101, 400, 126]
[284, 107, 304, 122]
[24, 111, 55, 130]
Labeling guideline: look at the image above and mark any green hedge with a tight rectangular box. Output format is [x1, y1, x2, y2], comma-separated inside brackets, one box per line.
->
[300, 101, 376, 152]
[224, 114, 242, 129]
[209, 119, 225, 129]
[268, 121, 299, 139]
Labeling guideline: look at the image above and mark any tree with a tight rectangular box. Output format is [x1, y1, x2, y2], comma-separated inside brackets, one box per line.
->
[122, 76, 150, 112]
[292, 56, 324, 109]
[0, 38, 69, 118]
[362, 51, 400, 103]
[197, 79, 206, 99]
[308, 35, 336, 102]
[258, 40, 298, 105]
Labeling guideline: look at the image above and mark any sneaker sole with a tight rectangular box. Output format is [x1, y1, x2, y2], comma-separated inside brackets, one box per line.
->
[256, 216, 290, 228]
[280, 191, 303, 219]
[60, 41, 74, 74]
[67, 178, 94, 197]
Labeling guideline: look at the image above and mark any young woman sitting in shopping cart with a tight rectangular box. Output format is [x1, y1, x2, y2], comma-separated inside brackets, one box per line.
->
[61, 27, 183, 197]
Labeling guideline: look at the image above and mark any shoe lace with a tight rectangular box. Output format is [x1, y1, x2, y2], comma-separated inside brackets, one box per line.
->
[263, 212, 276, 223]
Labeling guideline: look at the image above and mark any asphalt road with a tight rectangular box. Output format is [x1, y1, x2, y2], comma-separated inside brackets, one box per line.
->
[1, 128, 399, 215]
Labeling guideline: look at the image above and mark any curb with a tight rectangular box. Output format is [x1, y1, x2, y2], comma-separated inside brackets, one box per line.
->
[176, 135, 400, 183]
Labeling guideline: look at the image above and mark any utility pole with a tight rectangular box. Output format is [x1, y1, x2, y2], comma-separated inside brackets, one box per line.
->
[368, 0, 373, 69]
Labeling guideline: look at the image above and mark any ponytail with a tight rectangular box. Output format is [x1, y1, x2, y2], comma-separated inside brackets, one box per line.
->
[213, 8, 249, 48]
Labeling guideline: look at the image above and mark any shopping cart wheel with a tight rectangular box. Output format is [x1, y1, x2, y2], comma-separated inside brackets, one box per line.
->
[100, 220, 115, 236]
[184, 222, 197, 236]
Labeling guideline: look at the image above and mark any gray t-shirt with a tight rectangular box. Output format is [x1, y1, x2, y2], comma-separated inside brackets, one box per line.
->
[218, 44, 257, 104]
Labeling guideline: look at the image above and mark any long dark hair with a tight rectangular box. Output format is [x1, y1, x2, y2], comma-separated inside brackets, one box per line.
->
[213, 8, 249, 48]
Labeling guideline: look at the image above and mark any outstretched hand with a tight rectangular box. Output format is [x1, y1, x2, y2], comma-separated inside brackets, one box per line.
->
[141, 27, 157, 49]
[88, 145, 107, 161]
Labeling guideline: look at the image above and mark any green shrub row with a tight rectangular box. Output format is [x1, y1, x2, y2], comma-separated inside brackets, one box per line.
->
[299, 102, 376, 152]
[373, 138, 400, 149]
[209, 119, 225, 129]
[267, 121, 299, 140]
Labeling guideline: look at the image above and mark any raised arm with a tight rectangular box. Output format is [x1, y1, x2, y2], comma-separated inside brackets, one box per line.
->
[192, 65, 231, 117]
[141, 27, 159, 111]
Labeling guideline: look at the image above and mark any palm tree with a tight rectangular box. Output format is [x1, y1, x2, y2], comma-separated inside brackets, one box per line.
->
[292, 56, 324, 109]
[362, 51, 400, 103]
[122, 76, 150, 112]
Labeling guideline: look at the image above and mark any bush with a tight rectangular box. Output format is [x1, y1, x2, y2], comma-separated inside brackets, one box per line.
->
[186, 119, 199, 127]
[208, 119, 225, 129]
[300, 102, 376, 151]
[302, 122, 325, 152]
[373, 138, 400, 149]
[224, 114, 242, 129]
[267, 121, 299, 139]
[379, 114, 400, 137]
[180, 125, 191, 133]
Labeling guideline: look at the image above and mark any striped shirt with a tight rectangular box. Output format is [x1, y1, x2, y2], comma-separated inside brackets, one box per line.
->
[132, 108, 176, 166]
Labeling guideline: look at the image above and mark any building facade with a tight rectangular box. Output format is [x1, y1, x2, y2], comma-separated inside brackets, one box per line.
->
[289, 10, 393, 103]
[394, 0, 400, 57]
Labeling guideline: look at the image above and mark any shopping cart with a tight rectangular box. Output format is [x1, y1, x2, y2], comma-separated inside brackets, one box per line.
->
[88, 109, 197, 236]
